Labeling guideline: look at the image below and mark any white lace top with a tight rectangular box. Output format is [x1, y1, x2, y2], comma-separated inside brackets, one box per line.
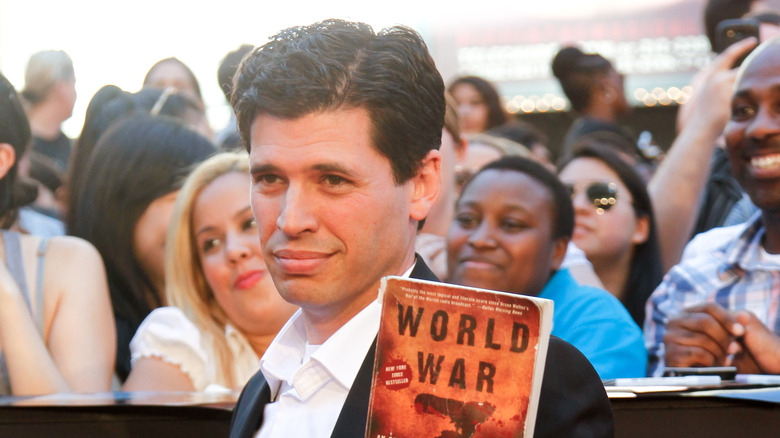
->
[130, 306, 260, 391]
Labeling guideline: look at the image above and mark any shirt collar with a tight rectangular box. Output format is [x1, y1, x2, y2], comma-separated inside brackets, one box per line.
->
[259, 260, 418, 398]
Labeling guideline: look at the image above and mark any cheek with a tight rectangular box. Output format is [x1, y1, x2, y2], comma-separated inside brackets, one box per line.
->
[251, 194, 278, 243]
[201, 254, 232, 300]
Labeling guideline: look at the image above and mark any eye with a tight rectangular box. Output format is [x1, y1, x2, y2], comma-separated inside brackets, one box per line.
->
[202, 237, 222, 254]
[455, 212, 480, 229]
[500, 218, 527, 232]
[254, 173, 283, 185]
[242, 217, 257, 232]
[322, 174, 350, 186]
[731, 103, 755, 122]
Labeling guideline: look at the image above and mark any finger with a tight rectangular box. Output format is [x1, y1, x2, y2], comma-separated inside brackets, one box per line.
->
[664, 323, 729, 365]
[684, 302, 742, 336]
[669, 310, 734, 354]
[713, 37, 759, 70]
[665, 342, 719, 368]
[735, 310, 780, 374]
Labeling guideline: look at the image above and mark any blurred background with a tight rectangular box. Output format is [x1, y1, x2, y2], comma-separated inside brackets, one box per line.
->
[0, 0, 707, 154]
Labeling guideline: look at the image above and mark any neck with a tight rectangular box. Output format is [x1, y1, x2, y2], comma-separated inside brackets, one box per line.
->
[244, 332, 278, 358]
[590, 251, 632, 301]
[762, 212, 780, 254]
[581, 104, 617, 124]
[28, 103, 65, 140]
[421, 190, 454, 237]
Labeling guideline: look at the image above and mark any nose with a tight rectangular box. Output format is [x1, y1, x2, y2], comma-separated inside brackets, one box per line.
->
[570, 188, 593, 215]
[466, 220, 497, 249]
[225, 232, 251, 263]
[276, 184, 318, 236]
[745, 106, 780, 142]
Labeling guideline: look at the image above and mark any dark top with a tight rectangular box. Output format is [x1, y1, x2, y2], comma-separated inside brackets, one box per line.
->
[32, 132, 72, 175]
[229, 258, 614, 438]
[692, 146, 744, 236]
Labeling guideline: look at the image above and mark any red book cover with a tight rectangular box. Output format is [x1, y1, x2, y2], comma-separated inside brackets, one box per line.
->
[365, 276, 553, 438]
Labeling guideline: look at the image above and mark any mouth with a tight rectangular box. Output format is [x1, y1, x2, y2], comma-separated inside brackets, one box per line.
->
[233, 270, 266, 290]
[748, 153, 780, 178]
[457, 256, 502, 271]
[272, 249, 334, 275]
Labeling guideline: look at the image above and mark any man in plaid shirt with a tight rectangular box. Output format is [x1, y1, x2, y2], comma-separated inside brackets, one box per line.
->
[645, 36, 780, 377]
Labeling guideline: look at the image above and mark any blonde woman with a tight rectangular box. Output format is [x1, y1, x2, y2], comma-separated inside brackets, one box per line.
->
[123, 152, 297, 391]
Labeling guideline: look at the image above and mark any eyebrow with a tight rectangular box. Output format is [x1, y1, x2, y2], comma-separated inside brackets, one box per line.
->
[250, 163, 280, 176]
[251, 161, 360, 179]
[312, 162, 360, 179]
[734, 84, 780, 99]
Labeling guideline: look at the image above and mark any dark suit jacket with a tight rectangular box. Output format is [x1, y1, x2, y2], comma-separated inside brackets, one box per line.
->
[230, 258, 614, 438]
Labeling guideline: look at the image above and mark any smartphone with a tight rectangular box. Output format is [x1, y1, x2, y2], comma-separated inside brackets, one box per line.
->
[715, 18, 760, 66]
[663, 366, 737, 380]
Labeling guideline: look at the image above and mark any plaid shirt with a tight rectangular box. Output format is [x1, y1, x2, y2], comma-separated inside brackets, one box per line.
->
[644, 213, 780, 376]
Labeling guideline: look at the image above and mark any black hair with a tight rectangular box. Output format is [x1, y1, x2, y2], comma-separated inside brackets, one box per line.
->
[143, 57, 203, 103]
[66, 86, 212, 234]
[232, 19, 444, 184]
[551, 46, 613, 112]
[557, 143, 662, 326]
[447, 75, 508, 131]
[487, 121, 549, 149]
[0, 72, 38, 227]
[217, 44, 253, 102]
[69, 115, 215, 379]
[461, 155, 574, 241]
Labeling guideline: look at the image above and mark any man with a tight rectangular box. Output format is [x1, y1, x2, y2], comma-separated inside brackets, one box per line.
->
[21, 50, 76, 175]
[645, 36, 780, 376]
[229, 19, 612, 438]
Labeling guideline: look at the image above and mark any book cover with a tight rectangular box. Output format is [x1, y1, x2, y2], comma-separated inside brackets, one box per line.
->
[365, 276, 553, 438]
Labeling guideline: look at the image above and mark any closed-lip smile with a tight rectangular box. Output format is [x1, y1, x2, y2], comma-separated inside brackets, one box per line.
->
[272, 249, 334, 275]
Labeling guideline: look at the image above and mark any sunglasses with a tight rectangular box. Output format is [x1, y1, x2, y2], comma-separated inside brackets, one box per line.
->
[566, 182, 618, 215]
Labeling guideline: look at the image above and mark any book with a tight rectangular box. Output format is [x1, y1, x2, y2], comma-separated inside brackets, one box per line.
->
[365, 276, 553, 438]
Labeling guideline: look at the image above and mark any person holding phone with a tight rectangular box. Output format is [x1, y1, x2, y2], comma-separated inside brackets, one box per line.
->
[645, 36, 780, 377]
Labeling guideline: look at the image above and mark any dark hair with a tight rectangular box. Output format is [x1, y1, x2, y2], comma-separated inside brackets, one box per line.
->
[66, 85, 136, 232]
[232, 19, 445, 184]
[461, 155, 574, 241]
[217, 44, 253, 102]
[143, 57, 203, 103]
[66, 86, 213, 233]
[487, 121, 549, 149]
[132, 87, 206, 121]
[0, 72, 38, 227]
[69, 115, 215, 378]
[704, 0, 757, 52]
[557, 143, 662, 326]
[448, 75, 508, 131]
[551, 46, 613, 112]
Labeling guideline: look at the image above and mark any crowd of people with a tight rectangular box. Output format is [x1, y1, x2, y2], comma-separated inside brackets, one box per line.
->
[1, 0, 780, 436]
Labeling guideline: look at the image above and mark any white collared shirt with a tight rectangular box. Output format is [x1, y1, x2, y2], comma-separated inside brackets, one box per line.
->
[255, 263, 415, 438]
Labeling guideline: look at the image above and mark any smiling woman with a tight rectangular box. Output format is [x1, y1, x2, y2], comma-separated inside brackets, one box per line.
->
[123, 152, 297, 392]
[446, 155, 647, 379]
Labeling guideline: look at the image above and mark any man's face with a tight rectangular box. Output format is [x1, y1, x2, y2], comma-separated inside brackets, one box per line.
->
[249, 108, 423, 326]
[724, 41, 780, 214]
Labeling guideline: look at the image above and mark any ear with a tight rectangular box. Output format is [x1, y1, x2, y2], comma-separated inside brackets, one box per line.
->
[631, 215, 650, 245]
[550, 237, 569, 270]
[0, 143, 17, 180]
[410, 149, 442, 222]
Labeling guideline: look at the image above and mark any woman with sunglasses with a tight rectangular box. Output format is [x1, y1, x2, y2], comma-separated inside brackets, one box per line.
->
[446, 155, 645, 379]
[558, 142, 663, 327]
